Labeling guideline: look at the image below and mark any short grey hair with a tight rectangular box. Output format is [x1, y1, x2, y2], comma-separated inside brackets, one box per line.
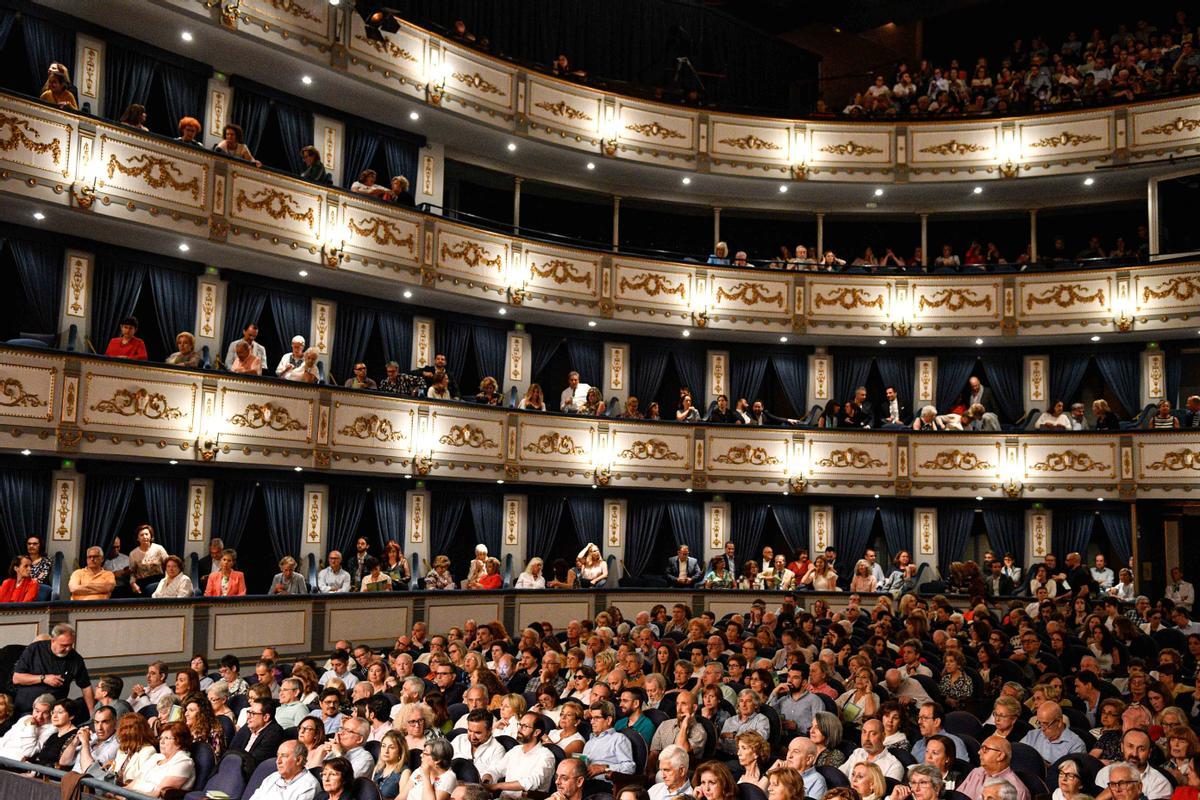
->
[50, 623, 76, 639]
[286, 740, 307, 760]
[982, 778, 1020, 800]
[908, 765, 943, 794]
[33, 693, 55, 708]
[1105, 762, 1141, 787]
[659, 744, 689, 770]
[403, 676, 425, 694]
[920, 405, 938, 419]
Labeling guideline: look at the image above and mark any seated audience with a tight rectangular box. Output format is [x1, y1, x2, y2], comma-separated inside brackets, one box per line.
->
[345, 362, 378, 390]
[1146, 399, 1180, 429]
[151, 555, 194, 598]
[175, 116, 203, 148]
[165, 331, 201, 367]
[104, 316, 149, 360]
[285, 347, 322, 383]
[249, 740, 319, 800]
[380, 361, 426, 397]
[127, 720, 195, 795]
[1093, 398, 1122, 430]
[224, 323, 267, 370]
[230, 340, 263, 376]
[119, 103, 149, 131]
[474, 377, 502, 406]
[389, 175, 414, 206]
[271, 556, 308, 595]
[519, 383, 546, 411]
[351, 169, 391, 200]
[300, 145, 331, 184]
[0, 556, 39, 602]
[1037, 399, 1072, 429]
[69, 547, 116, 600]
[204, 549, 247, 596]
[427, 371, 453, 400]
[276, 335, 309, 378]
[40, 64, 77, 109]
[515, 558, 546, 589]
[214, 123, 261, 166]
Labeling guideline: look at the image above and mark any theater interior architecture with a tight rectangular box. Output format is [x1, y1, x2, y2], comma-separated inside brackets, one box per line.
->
[1, 1, 1200, 799]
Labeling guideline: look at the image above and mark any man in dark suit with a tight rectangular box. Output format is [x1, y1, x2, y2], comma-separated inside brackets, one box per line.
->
[666, 545, 702, 587]
[877, 385, 911, 427]
[430, 662, 465, 705]
[225, 698, 285, 775]
[197, 537, 224, 578]
[851, 386, 874, 426]
[1185, 395, 1200, 429]
[967, 376, 995, 415]
[984, 560, 1014, 597]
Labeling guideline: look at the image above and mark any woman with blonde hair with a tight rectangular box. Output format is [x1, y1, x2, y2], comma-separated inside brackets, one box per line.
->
[474, 377, 502, 406]
[374, 730, 407, 798]
[836, 667, 880, 723]
[518, 383, 546, 411]
[515, 557, 545, 589]
[494, 694, 526, 738]
[735, 732, 771, 790]
[40, 64, 77, 109]
[850, 560, 876, 592]
[801, 556, 839, 591]
[848, 761, 887, 800]
[576, 543, 608, 588]
[394, 702, 439, 755]
[764, 766, 804, 800]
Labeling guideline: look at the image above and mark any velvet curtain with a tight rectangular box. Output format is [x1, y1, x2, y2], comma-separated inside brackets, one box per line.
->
[1053, 510, 1095, 558]
[268, 289, 312, 357]
[103, 44, 157, 121]
[142, 477, 187, 557]
[526, 495, 564, 562]
[937, 507, 974, 575]
[8, 239, 63, 335]
[1166, 352, 1182, 408]
[377, 311, 413, 369]
[328, 484, 367, 556]
[980, 354, 1023, 421]
[91, 257, 146, 353]
[566, 496, 603, 551]
[147, 266, 196, 356]
[430, 492, 467, 559]
[982, 508, 1025, 565]
[332, 303, 376, 385]
[633, 347, 670, 405]
[274, 103, 314, 174]
[770, 353, 808, 417]
[1094, 353, 1141, 417]
[1050, 353, 1090, 409]
[468, 494, 502, 556]
[343, 126, 381, 189]
[261, 482, 303, 564]
[730, 502, 769, 563]
[81, 474, 135, 554]
[624, 503, 664, 578]
[229, 87, 271, 155]
[21, 15, 74, 95]
[212, 480, 256, 550]
[564, 339, 602, 395]
[731, 351, 768, 405]
[531, 335, 563, 382]
[878, 505, 912, 563]
[1098, 508, 1133, 566]
[672, 350, 706, 407]
[0, 11, 15, 56]
[936, 356, 978, 413]
[157, 62, 206, 141]
[834, 355, 872, 403]
[383, 138, 419, 191]
[0, 468, 50, 557]
[875, 355, 914, 405]
[473, 325, 507, 386]
[770, 502, 809, 555]
[434, 320, 472, 387]
[666, 500, 703, 555]
[835, 506, 877, 577]
[220, 283, 267, 365]
[371, 486, 406, 551]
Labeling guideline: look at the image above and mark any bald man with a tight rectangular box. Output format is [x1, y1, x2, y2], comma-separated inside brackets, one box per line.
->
[956, 736, 1031, 800]
[1020, 701, 1085, 764]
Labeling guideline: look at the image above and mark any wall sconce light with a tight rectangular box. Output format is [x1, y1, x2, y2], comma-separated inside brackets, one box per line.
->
[891, 316, 911, 337]
[72, 157, 100, 210]
[426, 55, 449, 106]
[601, 110, 619, 157]
[506, 261, 530, 306]
[205, 0, 241, 28]
[197, 434, 218, 462]
[1002, 476, 1023, 498]
[788, 475, 807, 494]
[692, 280, 711, 328]
[1114, 294, 1135, 332]
[998, 130, 1019, 179]
[790, 162, 808, 181]
[413, 418, 435, 475]
[593, 464, 612, 486]
[321, 225, 347, 267]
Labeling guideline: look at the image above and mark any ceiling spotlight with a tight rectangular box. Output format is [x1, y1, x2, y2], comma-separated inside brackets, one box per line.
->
[779, 336, 789, 343]
[409, 111, 420, 121]
[329, 0, 340, 5]
[874, 188, 884, 197]
[975, 496, 983, 501]
[1084, 177, 1095, 186]
[681, 330, 690, 337]
[402, 290, 413, 299]
[298, 270, 309, 277]
[498, 307, 507, 315]
[685, 488, 693, 494]
[168, 459, 178, 465]
[779, 185, 788, 193]
[293, 466, 303, 472]
[20, 449, 31, 456]
[681, 177, 691, 185]
[972, 186, 983, 194]
[1091, 335, 1101, 342]
[496, 479, 504, 485]
[32, 212, 45, 221]
[506, 142, 517, 152]
[878, 339, 887, 346]
[975, 338, 984, 345]
[1098, 497, 1105, 502]
[586, 162, 596, 170]
[404, 474, 413, 480]
[587, 320, 597, 327]
[301, 75, 313, 85]
[178, 243, 190, 252]
[874, 494, 880, 499]
[180, 31, 193, 42]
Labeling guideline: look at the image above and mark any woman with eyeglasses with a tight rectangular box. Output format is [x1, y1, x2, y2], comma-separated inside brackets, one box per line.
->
[1053, 754, 1097, 800]
[27, 537, 50, 585]
[1088, 698, 1126, 762]
[128, 721, 195, 796]
[983, 696, 1023, 741]
[547, 700, 585, 755]
[395, 703, 439, 755]
[395, 738, 455, 800]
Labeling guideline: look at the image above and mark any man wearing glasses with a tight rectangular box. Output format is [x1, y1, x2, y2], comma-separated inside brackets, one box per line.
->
[68, 547, 116, 601]
[228, 698, 285, 770]
[485, 712, 555, 798]
[321, 715, 375, 778]
[1094, 730, 1172, 800]
[580, 701, 635, 782]
[956, 736, 1031, 800]
[276, 678, 310, 729]
[1020, 702, 1085, 764]
[431, 662, 464, 705]
[1101, 763, 1146, 800]
[910, 701, 968, 762]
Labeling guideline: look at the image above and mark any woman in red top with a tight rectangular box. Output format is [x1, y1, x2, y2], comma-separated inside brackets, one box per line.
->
[470, 557, 503, 590]
[103, 316, 149, 360]
[0, 556, 39, 602]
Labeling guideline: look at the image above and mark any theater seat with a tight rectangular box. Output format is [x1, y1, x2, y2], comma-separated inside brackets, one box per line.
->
[183, 751, 245, 800]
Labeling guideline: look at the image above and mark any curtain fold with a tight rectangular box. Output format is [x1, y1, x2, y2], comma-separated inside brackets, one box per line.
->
[1050, 353, 1091, 410]
[633, 347, 670, 406]
[371, 486, 407, 551]
[157, 63, 205, 142]
[1098, 508, 1133, 566]
[526, 495, 564, 562]
[468, 494, 503, 556]
[377, 311, 413, 369]
[936, 356, 978, 413]
[268, 289, 312, 356]
[980, 354, 1024, 421]
[21, 15, 74, 94]
[770, 353, 808, 417]
[91, 257, 146, 354]
[874, 355, 914, 406]
[103, 44, 158, 120]
[665, 500, 703, 555]
[383, 137, 419, 192]
[142, 477, 187, 557]
[731, 351, 768, 406]
[328, 484, 367, 556]
[0, 11, 16, 55]
[0, 468, 50, 557]
[212, 480, 256, 550]
[147, 266, 197, 356]
[1053, 511, 1095, 559]
[332, 303, 376, 385]
[982, 508, 1025, 565]
[343, 126, 382, 189]
[564, 339, 602, 396]
[220, 283, 267, 366]
[937, 507, 975, 575]
[531, 335, 563, 381]
[1094, 353, 1141, 417]
[567, 496, 603, 551]
[81, 474, 135, 555]
[624, 503, 664, 578]
[672, 350, 706, 408]
[8, 238, 64, 335]
[434, 321, 472, 388]
[835, 506, 877, 578]
[229, 87, 271, 155]
[770, 502, 809, 555]
[878, 505, 912, 563]
[1166, 351, 1182, 408]
[833, 355, 872, 403]
[730, 502, 769, 564]
[473, 325, 508, 387]
[273, 103, 314, 175]
[261, 482, 304, 565]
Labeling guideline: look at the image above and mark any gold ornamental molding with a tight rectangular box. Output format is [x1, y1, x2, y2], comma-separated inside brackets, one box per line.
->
[813, 287, 884, 310]
[1030, 450, 1112, 473]
[106, 153, 202, 201]
[227, 402, 306, 432]
[624, 121, 686, 141]
[451, 71, 504, 96]
[815, 447, 886, 470]
[440, 240, 502, 271]
[917, 139, 988, 156]
[715, 282, 785, 308]
[817, 140, 882, 157]
[1143, 448, 1200, 472]
[1025, 283, 1105, 310]
[714, 445, 781, 466]
[0, 377, 46, 409]
[524, 431, 585, 456]
[918, 449, 994, 471]
[353, 34, 418, 63]
[1028, 130, 1102, 148]
[337, 414, 405, 443]
[1141, 117, 1200, 137]
[531, 259, 592, 288]
[619, 272, 687, 298]
[235, 187, 315, 230]
[89, 388, 183, 420]
[267, 0, 321, 21]
[618, 439, 683, 461]
[717, 134, 780, 151]
[533, 101, 592, 121]
[1142, 274, 1200, 303]
[0, 112, 63, 166]
[918, 288, 993, 312]
[347, 216, 415, 250]
[439, 424, 498, 449]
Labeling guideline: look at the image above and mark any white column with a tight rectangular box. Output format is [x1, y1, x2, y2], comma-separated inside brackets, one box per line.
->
[1023, 355, 1048, 413]
[312, 299, 334, 370]
[1030, 209, 1039, 263]
[1142, 348, 1166, 404]
[501, 495, 527, 577]
[604, 499, 627, 581]
[513, 177, 523, 235]
[919, 214, 928, 267]
[313, 115, 345, 187]
[62, 250, 93, 348]
[184, 479, 213, 567]
[1147, 178, 1158, 258]
[807, 351, 832, 413]
[48, 470, 84, 600]
[412, 317, 434, 370]
[415, 142, 445, 210]
[704, 502, 731, 565]
[810, 506, 831, 553]
[914, 507, 937, 571]
[505, 330, 531, 396]
[612, 196, 621, 252]
[74, 35, 105, 117]
[406, 489, 431, 571]
[205, 77, 232, 148]
[706, 351, 728, 408]
[915, 357, 936, 412]
[299, 484, 329, 569]
[1026, 508, 1052, 564]
[603, 343, 630, 405]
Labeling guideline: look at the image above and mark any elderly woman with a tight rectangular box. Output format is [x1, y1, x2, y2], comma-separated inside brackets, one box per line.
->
[129, 525, 168, 594]
[836, 667, 880, 723]
[176, 117, 203, 148]
[515, 558, 546, 589]
[703, 556, 733, 589]
[213, 123, 260, 167]
[283, 348, 322, 383]
[165, 332, 201, 368]
[394, 702, 440, 756]
[735, 732, 771, 790]
[912, 405, 944, 431]
[577, 543, 607, 588]
[424, 556, 454, 590]
[128, 721, 195, 796]
[474, 377, 502, 406]
[547, 700, 584, 754]
[810, 711, 845, 767]
[351, 169, 391, 200]
[271, 556, 308, 595]
[152, 555, 194, 598]
[850, 559, 877, 592]
[468, 558, 502, 590]
[229, 340, 262, 375]
[320, 757, 355, 800]
[395, 739, 456, 800]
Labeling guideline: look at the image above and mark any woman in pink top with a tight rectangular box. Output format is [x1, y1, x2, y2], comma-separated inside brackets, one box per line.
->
[203, 549, 247, 597]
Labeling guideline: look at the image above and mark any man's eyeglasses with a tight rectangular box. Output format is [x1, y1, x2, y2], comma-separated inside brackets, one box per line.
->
[1109, 780, 1139, 789]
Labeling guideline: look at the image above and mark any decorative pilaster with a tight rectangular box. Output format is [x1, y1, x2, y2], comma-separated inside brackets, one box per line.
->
[184, 479, 213, 566]
[807, 352, 832, 412]
[299, 485, 328, 567]
[206, 78, 232, 148]
[603, 343, 628, 405]
[1142, 348, 1166, 404]
[703, 501, 730, 564]
[1026, 508, 1052, 563]
[501, 494, 527, 574]
[707, 351, 728, 404]
[406, 489, 431, 569]
[505, 331, 531, 396]
[810, 506, 831, 553]
[412, 318, 434, 369]
[62, 250, 92, 346]
[48, 469, 83, 599]
[604, 499, 626, 580]
[74, 35, 105, 116]
[914, 508, 937, 568]
[1024, 355, 1048, 412]
[914, 357, 936, 410]
[416, 143, 444, 209]
[313, 115, 344, 188]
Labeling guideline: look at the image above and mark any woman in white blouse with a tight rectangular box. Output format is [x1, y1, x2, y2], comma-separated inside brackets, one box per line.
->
[130, 525, 169, 595]
[127, 721, 195, 797]
[801, 556, 840, 591]
[152, 556, 193, 598]
[283, 347, 322, 384]
[1109, 568, 1136, 600]
[1036, 400, 1072, 430]
[576, 544, 608, 588]
[1029, 565, 1058, 597]
[515, 557, 546, 589]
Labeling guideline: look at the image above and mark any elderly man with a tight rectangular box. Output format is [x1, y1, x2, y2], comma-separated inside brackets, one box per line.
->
[0, 693, 53, 758]
[1100, 762, 1150, 800]
[486, 712, 555, 798]
[12, 623, 96, 716]
[230, 339, 263, 375]
[649, 690, 706, 770]
[453, 685, 490, 729]
[526, 651, 567, 697]
[452, 709, 507, 784]
[783, 736, 826, 799]
[319, 715, 374, 777]
[883, 668, 933, 705]
[69, 547, 116, 600]
[841, 717, 905, 780]
[649, 744, 692, 800]
[581, 700, 635, 782]
[982, 778, 1021, 800]
[59, 705, 118, 772]
[275, 678, 311, 729]
[546, 757, 586, 800]
[956, 736, 1031, 800]
[768, 662, 825, 734]
[249, 740, 320, 800]
[1095, 729, 1172, 800]
[911, 701, 968, 761]
[719, 689, 769, 754]
[1020, 701, 1085, 763]
[559, 371, 586, 413]
[666, 545, 702, 587]
[317, 551, 350, 593]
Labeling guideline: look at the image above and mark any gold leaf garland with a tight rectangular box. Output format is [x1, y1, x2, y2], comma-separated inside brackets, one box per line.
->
[524, 432, 585, 455]
[917, 139, 988, 156]
[353, 33, 418, 63]
[441, 240, 503, 271]
[1030, 450, 1111, 472]
[817, 140, 882, 157]
[348, 216, 415, 250]
[1142, 275, 1200, 304]
[918, 288, 994, 312]
[1141, 117, 1200, 137]
[269, 0, 321, 22]
[715, 282, 785, 308]
[1028, 130, 1102, 148]
[1025, 283, 1106, 310]
[227, 402, 305, 431]
[106, 153, 201, 200]
[624, 121, 686, 141]
[715, 446, 781, 466]
[533, 101, 592, 121]
[0, 113, 63, 165]
[89, 388, 183, 420]
[813, 287, 884, 310]
[337, 414, 405, 443]
[0, 377, 46, 408]
[452, 72, 504, 96]
[717, 134, 781, 151]
[917, 449, 994, 471]
[531, 259, 593, 288]
[619, 273, 687, 298]
[618, 439, 683, 461]
[439, 424, 498, 449]
[235, 188, 315, 230]
[1144, 449, 1200, 471]
[815, 447, 886, 470]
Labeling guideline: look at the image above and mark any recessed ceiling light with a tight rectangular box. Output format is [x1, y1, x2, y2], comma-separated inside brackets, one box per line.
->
[409, 111, 420, 121]
[874, 188, 884, 197]
[975, 338, 984, 345]
[178, 243, 190, 252]
[301, 75, 313, 85]
[874, 494, 880, 499]
[298, 270, 309, 277]
[779, 185, 788, 193]
[404, 474, 413, 479]
[878, 339, 887, 345]
[168, 459, 178, 465]
[972, 186, 983, 194]
[779, 336, 788, 343]
[506, 142, 517, 152]
[681, 330, 690, 337]
[329, 0, 340, 6]
[496, 479, 504, 484]
[402, 290, 413, 299]
[180, 31, 193, 42]
[681, 177, 691, 185]
[293, 466, 303, 472]
[1098, 497, 1104, 502]
[20, 449, 31, 456]
[1084, 177, 1095, 186]
[587, 320, 597, 327]
[32, 212, 44, 221]
[498, 307, 507, 315]
[586, 162, 596, 170]
[975, 496, 983, 501]
[1091, 335, 1101, 342]
[685, 488, 693, 493]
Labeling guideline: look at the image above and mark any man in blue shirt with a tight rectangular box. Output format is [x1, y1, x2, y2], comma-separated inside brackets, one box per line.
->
[1020, 702, 1085, 764]
[767, 662, 824, 735]
[581, 700, 635, 782]
[911, 701, 969, 762]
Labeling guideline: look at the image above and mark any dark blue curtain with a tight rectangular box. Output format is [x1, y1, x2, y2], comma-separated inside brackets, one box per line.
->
[566, 496, 603, 551]
[383, 138, 419, 190]
[142, 478, 187, 557]
[665, 500, 703, 555]
[730, 502, 769, 562]
[432, 491, 468, 561]
[0, 468, 50, 557]
[21, 15, 74, 94]
[624, 503, 664, 578]
[672, 350, 706, 407]
[936, 356, 978, 413]
[1053, 511, 1095, 559]
[328, 484, 367, 555]
[878, 505, 911, 563]
[0, 11, 15, 55]
[468, 494, 502, 556]
[531, 335, 563, 380]
[261, 482, 304, 564]
[980, 354, 1024, 421]
[834, 355, 872, 403]
[274, 103, 314, 175]
[220, 283, 267, 365]
[836, 506, 877, 577]
[8, 239, 63, 335]
[343, 126, 382, 189]
[731, 351, 768, 405]
[81, 474, 135, 554]
[269, 289, 312, 355]
[158, 63, 205, 142]
[564, 339, 602, 394]
[937, 507, 974, 575]
[147, 266, 197, 355]
[1094, 353, 1141, 417]
[770, 353, 808, 416]
[473, 325, 507, 386]
[371, 486, 406, 550]
[332, 303, 376, 385]
[1166, 352, 1182, 407]
[103, 44, 157, 120]
[875, 355, 914, 405]
[770, 502, 808, 554]
[212, 480, 256, 550]
[230, 88, 270, 155]
[434, 321, 472, 387]
[1098, 508, 1133, 566]
[526, 495, 564, 562]
[1050, 353, 1090, 409]
[91, 258, 146, 353]
[633, 347, 670, 404]
[377, 311, 412, 369]
[982, 508, 1024, 565]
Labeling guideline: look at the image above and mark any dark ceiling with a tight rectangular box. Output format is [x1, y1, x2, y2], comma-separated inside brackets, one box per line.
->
[706, 0, 988, 34]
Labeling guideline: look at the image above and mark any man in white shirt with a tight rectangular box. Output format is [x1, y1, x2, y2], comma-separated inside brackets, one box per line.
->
[559, 371, 587, 413]
[1167, 567, 1195, 608]
[317, 551, 350, 593]
[319, 716, 375, 778]
[103, 537, 131, 587]
[453, 686, 490, 729]
[249, 741, 320, 800]
[224, 323, 267, 370]
[649, 745, 693, 800]
[1092, 555, 1116, 591]
[275, 679, 311, 729]
[319, 650, 359, 690]
[59, 706, 119, 773]
[865, 548, 886, 588]
[485, 713, 555, 798]
[451, 710, 507, 784]
[841, 718, 905, 781]
[128, 661, 171, 712]
[0, 694, 53, 759]
[1094, 730, 1172, 800]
